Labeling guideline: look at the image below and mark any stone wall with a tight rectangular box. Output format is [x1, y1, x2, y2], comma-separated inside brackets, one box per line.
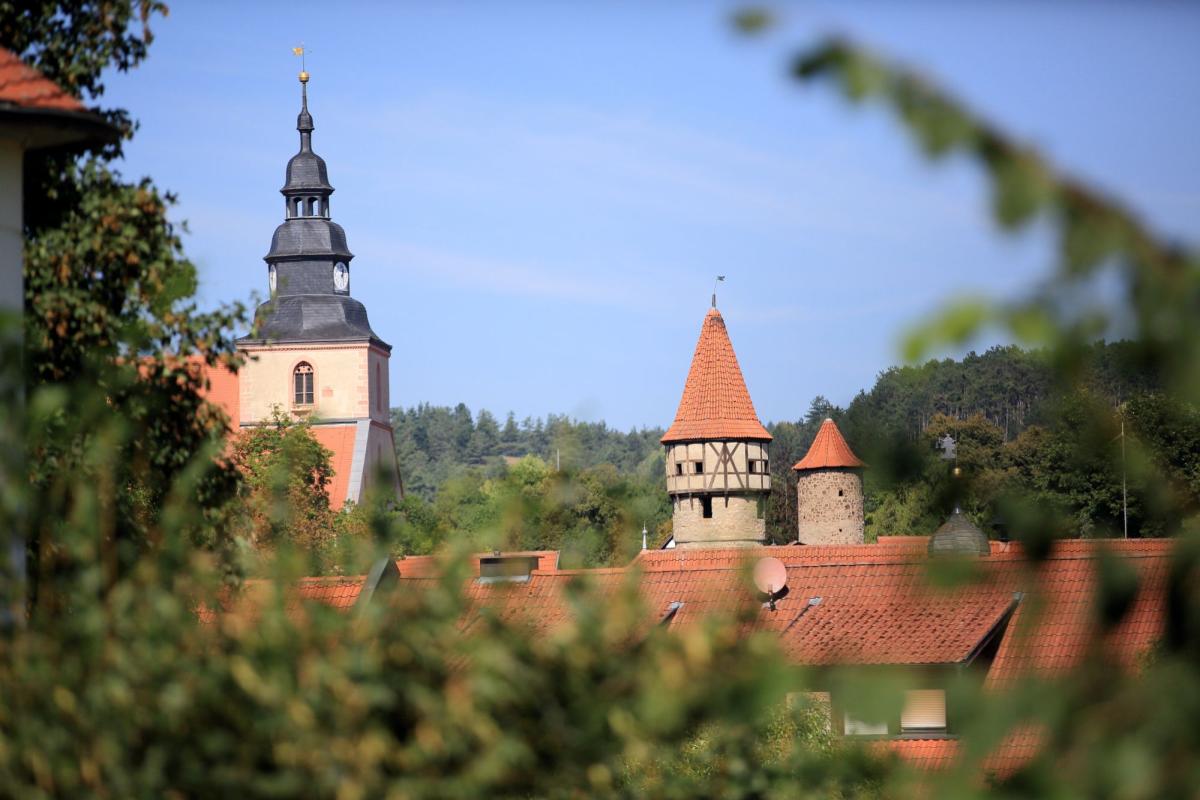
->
[673, 493, 765, 548]
[795, 468, 864, 545]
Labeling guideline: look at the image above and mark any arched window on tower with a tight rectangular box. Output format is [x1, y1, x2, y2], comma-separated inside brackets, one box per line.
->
[308, 197, 318, 216]
[293, 197, 303, 218]
[376, 363, 382, 413]
[293, 362, 315, 406]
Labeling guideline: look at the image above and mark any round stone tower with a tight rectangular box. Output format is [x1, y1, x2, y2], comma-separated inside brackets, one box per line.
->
[793, 418, 865, 545]
[662, 305, 772, 548]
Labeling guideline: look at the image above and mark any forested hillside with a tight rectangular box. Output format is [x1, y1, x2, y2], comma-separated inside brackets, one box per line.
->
[393, 406, 664, 499]
[390, 342, 1196, 560]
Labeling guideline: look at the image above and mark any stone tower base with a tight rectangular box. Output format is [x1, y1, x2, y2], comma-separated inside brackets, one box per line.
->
[672, 493, 765, 548]
[796, 467, 864, 545]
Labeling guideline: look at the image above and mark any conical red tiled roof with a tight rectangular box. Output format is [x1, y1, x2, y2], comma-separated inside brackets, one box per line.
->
[0, 48, 83, 111]
[793, 418, 864, 470]
[661, 308, 771, 443]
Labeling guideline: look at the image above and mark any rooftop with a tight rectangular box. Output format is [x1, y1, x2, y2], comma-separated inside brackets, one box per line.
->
[793, 418, 865, 470]
[0, 47, 83, 111]
[661, 308, 771, 444]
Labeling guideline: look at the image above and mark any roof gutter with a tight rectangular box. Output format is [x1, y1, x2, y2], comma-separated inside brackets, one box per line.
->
[0, 105, 116, 150]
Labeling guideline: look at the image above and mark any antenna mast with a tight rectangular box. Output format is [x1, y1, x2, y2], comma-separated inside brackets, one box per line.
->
[712, 275, 725, 308]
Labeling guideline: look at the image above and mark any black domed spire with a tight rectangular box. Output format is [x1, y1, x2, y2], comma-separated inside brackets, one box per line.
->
[283, 73, 333, 195]
[239, 71, 388, 351]
[297, 76, 314, 138]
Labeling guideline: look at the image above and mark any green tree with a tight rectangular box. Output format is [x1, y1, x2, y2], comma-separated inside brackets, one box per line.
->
[5, 1, 247, 612]
[231, 408, 336, 555]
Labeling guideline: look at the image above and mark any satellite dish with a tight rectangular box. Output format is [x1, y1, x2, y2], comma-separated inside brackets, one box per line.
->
[753, 557, 788, 599]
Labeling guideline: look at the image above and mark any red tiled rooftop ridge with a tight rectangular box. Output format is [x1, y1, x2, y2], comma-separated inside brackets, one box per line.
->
[0, 48, 84, 112]
[661, 308, 771, 443]
[793, 418, 865, 470]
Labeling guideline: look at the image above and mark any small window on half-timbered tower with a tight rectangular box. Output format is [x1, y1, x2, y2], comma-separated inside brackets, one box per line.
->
[693, 461, 703, 474]
[701, 496, 713, 518]
[675, 463, 683, 476]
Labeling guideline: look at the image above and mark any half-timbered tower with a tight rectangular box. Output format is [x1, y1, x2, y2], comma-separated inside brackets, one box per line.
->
[662, 305, 772, 548]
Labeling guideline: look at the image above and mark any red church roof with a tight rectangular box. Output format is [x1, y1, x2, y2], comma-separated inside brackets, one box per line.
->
[195, 358, 240, 426]
[0, 47, 83, 111]
[661, 308, 771, 444]
[793, 417, 865, 470]
[311, 425, 357, 508]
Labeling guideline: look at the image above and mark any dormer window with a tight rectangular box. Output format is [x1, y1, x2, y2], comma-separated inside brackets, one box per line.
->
[293, 362, 315, 406]
[478, 555, 539, 584]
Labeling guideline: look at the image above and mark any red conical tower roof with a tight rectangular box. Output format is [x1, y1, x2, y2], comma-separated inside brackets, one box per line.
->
[792, 418, 864, 470]
[661, 308, 771, 444]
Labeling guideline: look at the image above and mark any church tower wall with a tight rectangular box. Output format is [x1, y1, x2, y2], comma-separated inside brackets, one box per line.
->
[238, 342, 388, 424]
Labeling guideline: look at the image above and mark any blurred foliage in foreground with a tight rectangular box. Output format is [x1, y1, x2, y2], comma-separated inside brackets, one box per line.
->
[1, 4, 1200, 798]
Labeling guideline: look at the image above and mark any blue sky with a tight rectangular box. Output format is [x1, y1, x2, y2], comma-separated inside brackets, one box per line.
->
[102, 1, 1200, 430]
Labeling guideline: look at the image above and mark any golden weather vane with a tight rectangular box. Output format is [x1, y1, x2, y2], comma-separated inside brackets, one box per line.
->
[292, 44, 311, 82]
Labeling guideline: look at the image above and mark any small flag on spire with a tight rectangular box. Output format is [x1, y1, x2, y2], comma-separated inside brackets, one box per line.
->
[292, 46, 304, 56]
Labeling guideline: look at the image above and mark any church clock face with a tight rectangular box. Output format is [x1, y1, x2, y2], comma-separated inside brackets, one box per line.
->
[333, 262, 349, 293]
[268, 265, 277, 294]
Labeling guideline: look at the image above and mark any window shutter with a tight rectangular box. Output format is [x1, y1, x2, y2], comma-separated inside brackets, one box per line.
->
[901, 689, 946, 732]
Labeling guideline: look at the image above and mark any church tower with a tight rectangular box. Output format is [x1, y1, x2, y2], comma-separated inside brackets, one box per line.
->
[662, 305, 771, 548]
[793, 418, 864, 545]
[235, 70, 402, 506]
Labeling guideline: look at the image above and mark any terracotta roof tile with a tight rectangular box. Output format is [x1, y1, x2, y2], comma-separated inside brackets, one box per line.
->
[985, 543, 1167, 686]
[881, 738, 959, 771]
[198, 576, 365, 623]
[388, 539, 1170, 674]
[882, 726, 1044, 778]
[197, 538, 1172, 777]
[0, 48, 83, 111]
[793, 418, 865, 470]
[662, 308, 771, 443]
